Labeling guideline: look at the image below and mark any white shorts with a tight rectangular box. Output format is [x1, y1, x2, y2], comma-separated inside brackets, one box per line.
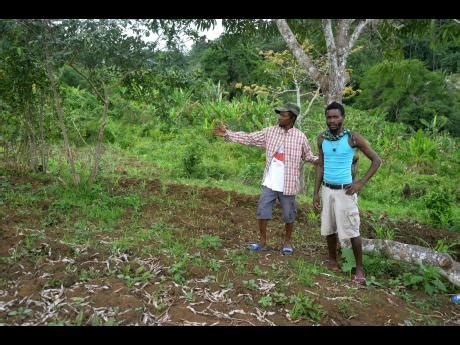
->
[320, 186, 360, 240]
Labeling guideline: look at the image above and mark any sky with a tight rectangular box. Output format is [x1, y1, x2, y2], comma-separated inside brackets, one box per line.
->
[182, 19, 224, 51]
[139, 19, 224, 52]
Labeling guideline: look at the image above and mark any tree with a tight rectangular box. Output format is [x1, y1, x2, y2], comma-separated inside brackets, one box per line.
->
[8, 19, 193, 185]
[258, 48, 321, 127]
[56, 19, 155, 184]
[355, 59, 459, 135]
[274, 19, 379, 105]
[0, 20, 51, 172]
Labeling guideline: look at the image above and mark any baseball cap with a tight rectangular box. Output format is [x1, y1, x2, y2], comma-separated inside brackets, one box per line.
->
[275, 103, 300, 117]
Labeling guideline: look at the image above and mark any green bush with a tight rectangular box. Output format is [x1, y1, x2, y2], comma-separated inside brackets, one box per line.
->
[239, 162, 263, 186]
[181, 144, 202, 178]
[356, 59, 460, 136]
[423, 187, 454, 226]
[404, 129, 438, 170]
[401, 264, 447, 296]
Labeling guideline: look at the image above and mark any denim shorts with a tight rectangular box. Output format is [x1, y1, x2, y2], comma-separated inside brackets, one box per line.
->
[256, 186, 297, 223]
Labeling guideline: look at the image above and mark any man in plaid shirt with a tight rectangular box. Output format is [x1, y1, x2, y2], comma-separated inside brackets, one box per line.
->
[213, 103, 318, 254]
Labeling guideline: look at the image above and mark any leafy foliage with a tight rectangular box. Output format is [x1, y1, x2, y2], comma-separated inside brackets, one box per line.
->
[288, 293, 325, 322]
[356, 59, 460, 135]
[423, 187, 454, 226]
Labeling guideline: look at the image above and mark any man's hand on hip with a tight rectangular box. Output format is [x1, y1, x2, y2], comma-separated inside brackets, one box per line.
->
[345, 180, 364, 195]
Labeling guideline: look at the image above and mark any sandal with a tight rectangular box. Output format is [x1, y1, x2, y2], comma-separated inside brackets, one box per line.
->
[248, 243, 269, 251]
[352, 274, 366, 285]
[281, 245, 294, 255]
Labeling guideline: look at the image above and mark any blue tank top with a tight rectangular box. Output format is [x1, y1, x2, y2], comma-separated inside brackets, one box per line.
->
[322, 133, 356, 184]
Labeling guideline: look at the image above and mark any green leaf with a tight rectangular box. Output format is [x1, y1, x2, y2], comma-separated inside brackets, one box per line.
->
[340, 248, 356, 273]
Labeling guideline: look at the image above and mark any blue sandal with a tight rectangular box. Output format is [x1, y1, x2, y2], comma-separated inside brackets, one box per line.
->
[248, 243, 269, 251]
[282, 245, 294, 255]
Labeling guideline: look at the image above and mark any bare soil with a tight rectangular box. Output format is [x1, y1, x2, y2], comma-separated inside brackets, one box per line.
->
[0, 172, 459, 326]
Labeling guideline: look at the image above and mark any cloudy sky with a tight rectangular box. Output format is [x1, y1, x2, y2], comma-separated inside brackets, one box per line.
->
[138, 19, 224, 52]
[183, 19, 224, 51]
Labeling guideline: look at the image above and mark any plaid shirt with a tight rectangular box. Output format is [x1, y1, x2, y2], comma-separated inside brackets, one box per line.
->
[225, 126, 318, 195]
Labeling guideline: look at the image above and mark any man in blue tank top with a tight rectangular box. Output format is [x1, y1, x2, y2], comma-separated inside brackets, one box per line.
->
[313, 102, 381, 284]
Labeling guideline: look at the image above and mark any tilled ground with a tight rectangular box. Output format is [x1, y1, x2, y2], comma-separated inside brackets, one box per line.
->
[0, 173, 459, 326]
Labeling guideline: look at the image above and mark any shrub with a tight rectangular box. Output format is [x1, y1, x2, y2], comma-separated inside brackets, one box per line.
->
[423, 187, 454, 226]
[401, 264, 447, 296]
[239, 162, 263, 186]
[181, 144, 202, 178]
[356, 59, 459, 135]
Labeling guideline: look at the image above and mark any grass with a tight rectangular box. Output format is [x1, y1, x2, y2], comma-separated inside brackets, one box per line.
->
[288, 292, 325, 322]
[226, 249, 249, 275]
[337, 301, 357, 319]
[0, 130, 458, 325]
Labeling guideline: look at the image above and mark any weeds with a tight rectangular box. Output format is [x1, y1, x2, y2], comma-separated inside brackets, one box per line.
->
[196, 234, 222, 250]
[337, 301, 357, 319]
[79, 267, 101, 282]
[423, 187, 454, 226]
[117, 264, 153, 288]
[169, 258, 189, 285]
[208, 258, 222, 271]
[272, 291, 289, 305]
[401, 264, 447, 296]
[253, 265, 267, 277]
[242, 279, 258, 291]
[227, 249, 248, 275]
[258, 295, 274, 309]
[291, 259, 319, 287]
[373, 224, 396, 240]
[8, 307, 33, 319]
[288, 293, 325, 322]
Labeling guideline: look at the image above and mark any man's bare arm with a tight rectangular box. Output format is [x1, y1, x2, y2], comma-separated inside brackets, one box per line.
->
[345, 132, 381, 195]
[313, 135, 324, 212]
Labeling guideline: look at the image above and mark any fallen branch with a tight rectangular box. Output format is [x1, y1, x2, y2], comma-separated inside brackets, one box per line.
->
[340, 238, 460, 287]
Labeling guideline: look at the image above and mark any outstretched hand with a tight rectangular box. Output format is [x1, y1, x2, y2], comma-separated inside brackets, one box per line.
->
[212, 125, 228, 137]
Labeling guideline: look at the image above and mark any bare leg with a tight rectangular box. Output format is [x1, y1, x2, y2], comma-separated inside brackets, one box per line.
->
[326, 233, 340, 271]
[283, 223, 294, 248]
[350, 236, 364, 278]
[258, 219, 268, 248]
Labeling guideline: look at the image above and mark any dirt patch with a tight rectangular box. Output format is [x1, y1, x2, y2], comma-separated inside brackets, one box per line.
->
[0, 172, 458, 326]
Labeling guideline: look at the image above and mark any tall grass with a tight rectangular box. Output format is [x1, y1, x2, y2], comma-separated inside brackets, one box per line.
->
[45, 88, 459, 230]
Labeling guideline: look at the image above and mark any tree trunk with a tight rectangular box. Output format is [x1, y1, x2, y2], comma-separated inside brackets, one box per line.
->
[25, 102, 39, 171]
[341, 238, 460, 287]
[45, 59, 80, 185]
[325, 74, 344, 105]
[88, 85, 109, 185]
[274, 20, 326, 91]
[42, 19, 80, 185]
[38, 91, 49, 172]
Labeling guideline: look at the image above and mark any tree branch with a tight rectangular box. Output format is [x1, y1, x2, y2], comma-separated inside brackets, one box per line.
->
[274, 19, 324, 89]
[68, 63, 105, 103]
[347, 19, 374, 52]
[322, 19, 339, 74]
[336, 19, 353, 53]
